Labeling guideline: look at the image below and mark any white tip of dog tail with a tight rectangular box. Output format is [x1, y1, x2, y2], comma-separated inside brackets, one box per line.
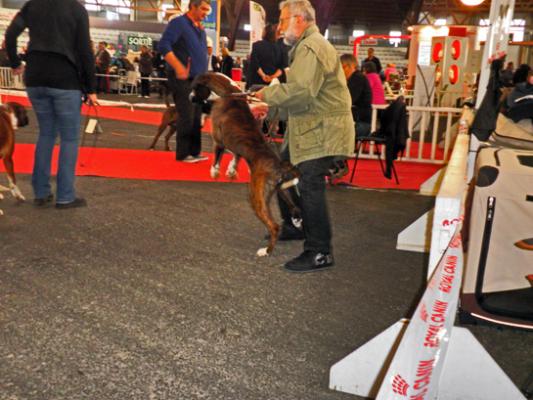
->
[256, 247, 270, 257]
[9, 185, 25, 201]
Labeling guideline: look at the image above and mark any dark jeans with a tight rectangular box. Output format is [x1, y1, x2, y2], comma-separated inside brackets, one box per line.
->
[96, 66, 109, 93]
[278, 148, 334, 253]
[167, 74, 202, 160]
[26, 87, 82, 203]
[140, 72, 150, 96]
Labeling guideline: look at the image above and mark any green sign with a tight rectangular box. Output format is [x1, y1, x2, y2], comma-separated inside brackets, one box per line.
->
[127, 36, 153, 48]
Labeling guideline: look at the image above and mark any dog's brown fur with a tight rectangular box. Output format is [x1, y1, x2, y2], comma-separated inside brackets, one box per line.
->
[148, 96, 177, 151]
[0, 102, 29, 214]
[192, 72, 300, 256]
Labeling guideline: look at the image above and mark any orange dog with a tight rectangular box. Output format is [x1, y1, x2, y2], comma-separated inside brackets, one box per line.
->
[0, 102, 29, 215]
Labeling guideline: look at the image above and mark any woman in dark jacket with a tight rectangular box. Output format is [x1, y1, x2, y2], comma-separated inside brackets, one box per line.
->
[139, 45, 153, 98]
[5, 0, 97, 208]
[220, 47, 234, 78]
[246, 24, 283, 89]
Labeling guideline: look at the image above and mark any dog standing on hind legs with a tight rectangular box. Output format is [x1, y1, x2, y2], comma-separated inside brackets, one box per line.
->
[0, 102, 29, 215]
[192, 72, 301, 257]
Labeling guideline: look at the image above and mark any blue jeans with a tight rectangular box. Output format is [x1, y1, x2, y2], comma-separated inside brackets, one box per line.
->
[27, 87, 82, 203]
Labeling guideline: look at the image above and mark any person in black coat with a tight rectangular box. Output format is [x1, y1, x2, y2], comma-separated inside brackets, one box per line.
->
[220, 47, 233, 78]
[341, 53, 372, 137]
[246, 24, 283, 89]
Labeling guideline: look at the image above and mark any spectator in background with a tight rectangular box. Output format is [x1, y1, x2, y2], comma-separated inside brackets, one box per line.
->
[158, 0, 210, 163]
[138, 45, 153, 98]
[5, 0, 98, 209]
[206, 36, 220, 72]
[363, 60, 386, 106]
[384, 63, 398, 82]
[341, 54, 372, 137]
[95, 41, 111, 93]
[363, 47, 382, 74]
[247, 24, 283, 89]
[220, 47, 234, 78]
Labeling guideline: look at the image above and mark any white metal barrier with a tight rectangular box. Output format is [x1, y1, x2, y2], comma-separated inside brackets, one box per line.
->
[0, 67, 25, 90]
[330, 108, 526, 399]
[362, 104, 464, 165]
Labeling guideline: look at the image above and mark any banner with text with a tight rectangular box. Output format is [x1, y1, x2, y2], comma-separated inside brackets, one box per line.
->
[376, 229, 464, 400]
[250, 1, 266, 51]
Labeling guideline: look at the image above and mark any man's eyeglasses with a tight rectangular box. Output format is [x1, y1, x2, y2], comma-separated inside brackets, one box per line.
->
[279, 15, 296, 24]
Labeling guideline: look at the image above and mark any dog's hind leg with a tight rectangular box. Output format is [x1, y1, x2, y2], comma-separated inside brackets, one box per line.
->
[3, 156, 24, 201]
[163, 125, 176, 151]
[226, 155, 240, 179]
[250, 174, 279, 257]
[148, 124, 167, 150]
[210, 145, 225, 178]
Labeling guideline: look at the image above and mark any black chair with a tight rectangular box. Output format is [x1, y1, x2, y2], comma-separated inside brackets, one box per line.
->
[349, 97, 408, 185]
[349, 131, 400, 184]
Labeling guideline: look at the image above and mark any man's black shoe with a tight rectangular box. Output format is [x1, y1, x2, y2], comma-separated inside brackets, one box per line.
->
[265, 223, 304, 241]
[55, 198, 87, 209]
[284, 250, 334, 273]
[33, 194, 54, 207]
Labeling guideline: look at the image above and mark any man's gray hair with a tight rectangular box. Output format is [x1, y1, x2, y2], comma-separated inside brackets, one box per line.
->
[279, 0, 316, 23]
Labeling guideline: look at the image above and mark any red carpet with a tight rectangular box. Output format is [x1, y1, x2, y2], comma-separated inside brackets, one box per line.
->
[4, 144, 441, 190]
[0, 93, 213, 132]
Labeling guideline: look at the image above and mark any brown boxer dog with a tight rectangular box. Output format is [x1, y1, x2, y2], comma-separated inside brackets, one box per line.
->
[148, 95, 177, 151]
[192, 72, 300, 257]
[0, 102, 29, 215]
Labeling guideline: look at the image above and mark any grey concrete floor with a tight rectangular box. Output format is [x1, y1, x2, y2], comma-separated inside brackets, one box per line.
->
[1, 96, 532, 399]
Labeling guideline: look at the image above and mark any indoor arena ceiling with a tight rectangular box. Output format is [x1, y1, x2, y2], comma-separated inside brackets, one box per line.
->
[252, 0, 533, 29]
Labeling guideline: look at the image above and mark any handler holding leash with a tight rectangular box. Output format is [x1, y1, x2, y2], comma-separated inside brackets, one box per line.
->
[6, 0, 98, 209]
[158, 0, 210, 163]
[254, 0, 355, 273]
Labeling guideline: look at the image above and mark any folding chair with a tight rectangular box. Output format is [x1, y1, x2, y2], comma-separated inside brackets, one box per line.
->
[349, 132, 400, 184]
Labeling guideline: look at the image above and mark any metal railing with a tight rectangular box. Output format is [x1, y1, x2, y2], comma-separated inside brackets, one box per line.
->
[361, 104, 464, 164]
[0, 67, 25, 90]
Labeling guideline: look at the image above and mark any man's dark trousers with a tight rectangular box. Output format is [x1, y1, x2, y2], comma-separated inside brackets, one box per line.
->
[278, 148, 333, 253]
[167, 74, 202, 160]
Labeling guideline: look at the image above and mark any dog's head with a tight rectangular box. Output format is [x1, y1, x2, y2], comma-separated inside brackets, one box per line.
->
[6, 102, 29, 128]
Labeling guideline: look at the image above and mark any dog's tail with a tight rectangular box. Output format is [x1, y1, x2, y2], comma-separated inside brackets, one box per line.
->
[192, 72, 242, 97]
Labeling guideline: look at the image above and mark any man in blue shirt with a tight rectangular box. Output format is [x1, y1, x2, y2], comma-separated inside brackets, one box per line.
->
[158, 0, 210, 162]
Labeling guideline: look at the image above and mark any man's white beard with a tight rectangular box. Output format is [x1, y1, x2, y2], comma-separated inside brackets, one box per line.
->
[283, 19, 299, 46]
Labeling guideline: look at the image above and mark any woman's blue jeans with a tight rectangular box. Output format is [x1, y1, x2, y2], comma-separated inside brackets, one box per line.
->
[27, 87, 82, 203]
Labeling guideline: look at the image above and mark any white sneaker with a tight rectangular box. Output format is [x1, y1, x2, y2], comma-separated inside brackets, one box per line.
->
[181, 155, 200, 163]
[194, 155, 208, 161]
[144, 95, 150, 98]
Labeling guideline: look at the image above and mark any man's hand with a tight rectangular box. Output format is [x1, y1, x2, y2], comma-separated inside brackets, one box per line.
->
[253, 89, 265, 101]
[176, 58, 191, 80]
[249, 101, 269, 120]
[86, 93, 99, 106]
[12, 65, 24, 76]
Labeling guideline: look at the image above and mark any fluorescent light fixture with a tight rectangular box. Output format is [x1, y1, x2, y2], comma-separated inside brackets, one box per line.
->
[244, 24, 251, 32]
[106, 10, 119, 20]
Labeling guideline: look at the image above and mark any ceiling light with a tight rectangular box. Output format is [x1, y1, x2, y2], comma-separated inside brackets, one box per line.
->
[460, 0, 485, 6]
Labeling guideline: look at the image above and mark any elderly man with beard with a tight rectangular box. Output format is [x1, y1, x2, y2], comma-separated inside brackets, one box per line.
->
[254, 0, 354, 273]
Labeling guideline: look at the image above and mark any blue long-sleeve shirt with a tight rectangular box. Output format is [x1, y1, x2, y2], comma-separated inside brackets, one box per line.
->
[158, 14, 208, 79]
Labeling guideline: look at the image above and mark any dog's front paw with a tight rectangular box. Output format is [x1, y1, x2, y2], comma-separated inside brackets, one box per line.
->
[256, 247, 270, 257]
[10, 185, 25, 201]
[210, 165, 220, 179]
[0, 209, 4, 216]
[0, 192, 4, 200]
